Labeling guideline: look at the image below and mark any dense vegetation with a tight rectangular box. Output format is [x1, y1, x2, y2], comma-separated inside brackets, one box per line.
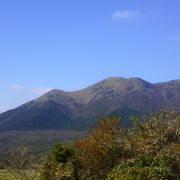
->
[1, 110, 179, 179]
[0, 130, 87, 169]
[39, 110, 179, 180]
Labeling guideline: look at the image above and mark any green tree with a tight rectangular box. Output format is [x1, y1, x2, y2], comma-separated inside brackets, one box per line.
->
[108, 110, 180, 180]
[40, 143, 74, 180]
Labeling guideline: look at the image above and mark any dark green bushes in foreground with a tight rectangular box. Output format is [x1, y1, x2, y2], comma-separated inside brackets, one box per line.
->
[40, 143, 75, 179]
[41, 111, 180, 180]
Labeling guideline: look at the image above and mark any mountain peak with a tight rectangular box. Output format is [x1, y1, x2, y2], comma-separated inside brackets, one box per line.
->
[0, 77, 180, 131]
[101, 77, 150, 84]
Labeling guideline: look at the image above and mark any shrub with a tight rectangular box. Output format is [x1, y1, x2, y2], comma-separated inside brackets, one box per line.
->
[108, 111, 180, 180]
[108, 150, 179, 180]
[75, 116, 122, 179]
[40, 143, 74, 180]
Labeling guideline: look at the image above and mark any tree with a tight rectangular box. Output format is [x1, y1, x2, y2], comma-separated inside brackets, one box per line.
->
[39, 110, 180, 179]
[108, 110, 180, 180]
[123, 110, 180, 156]
[6, 146, 39, 180]
[75, 116, 122, 179]
[40, 143, 74, 180]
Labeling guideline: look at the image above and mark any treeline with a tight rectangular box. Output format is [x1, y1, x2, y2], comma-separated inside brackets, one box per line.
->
[4, 110, 180, 179]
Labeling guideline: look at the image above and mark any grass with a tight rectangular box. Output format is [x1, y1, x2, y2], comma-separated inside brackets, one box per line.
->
[0, 170, 16, 180]
[0, 169, 40, 180]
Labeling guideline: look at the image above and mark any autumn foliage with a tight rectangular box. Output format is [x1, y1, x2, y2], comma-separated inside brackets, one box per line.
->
[40, 111, 180, 180]
[75, 116, 121, 178]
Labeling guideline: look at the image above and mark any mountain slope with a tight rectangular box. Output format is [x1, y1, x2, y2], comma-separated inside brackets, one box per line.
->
[0, 77, 180, 131]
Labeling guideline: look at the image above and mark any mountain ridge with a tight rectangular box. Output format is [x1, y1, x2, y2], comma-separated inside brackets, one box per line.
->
[0, 77, 180, 131]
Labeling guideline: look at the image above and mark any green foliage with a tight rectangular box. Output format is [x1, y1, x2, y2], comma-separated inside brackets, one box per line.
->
[123, 110, 180, 156]
[50, 143, 74, 164]
[40, 161, 74, 180]
[108, 150, 179, 180]
[40, 143, 75, 180]
[39, 111, 180, 180]
[108, 110, 180, 180]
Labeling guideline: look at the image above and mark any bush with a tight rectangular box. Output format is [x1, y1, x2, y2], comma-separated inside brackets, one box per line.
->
[40, 111, 180, 179]
[108, 111, 180, 180]
[108, 149, 180, 180]
[40, 161, 74, 180]
[40, 143, 75, 180]
[75, 116, 122, 179]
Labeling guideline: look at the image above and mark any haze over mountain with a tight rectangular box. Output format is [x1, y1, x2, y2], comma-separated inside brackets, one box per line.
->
[0, 77, 180, 132]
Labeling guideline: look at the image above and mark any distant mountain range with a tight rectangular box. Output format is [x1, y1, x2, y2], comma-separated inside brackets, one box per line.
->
[0, 77, 180, 132]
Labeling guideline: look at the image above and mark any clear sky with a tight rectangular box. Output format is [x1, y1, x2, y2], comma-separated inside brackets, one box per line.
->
[0, 0, 180, 112]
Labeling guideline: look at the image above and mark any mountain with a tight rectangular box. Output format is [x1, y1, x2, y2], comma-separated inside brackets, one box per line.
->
[0, 77, 180, 131]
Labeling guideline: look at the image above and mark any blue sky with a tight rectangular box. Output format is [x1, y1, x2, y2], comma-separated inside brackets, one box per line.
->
[0, 0, 180, 112]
